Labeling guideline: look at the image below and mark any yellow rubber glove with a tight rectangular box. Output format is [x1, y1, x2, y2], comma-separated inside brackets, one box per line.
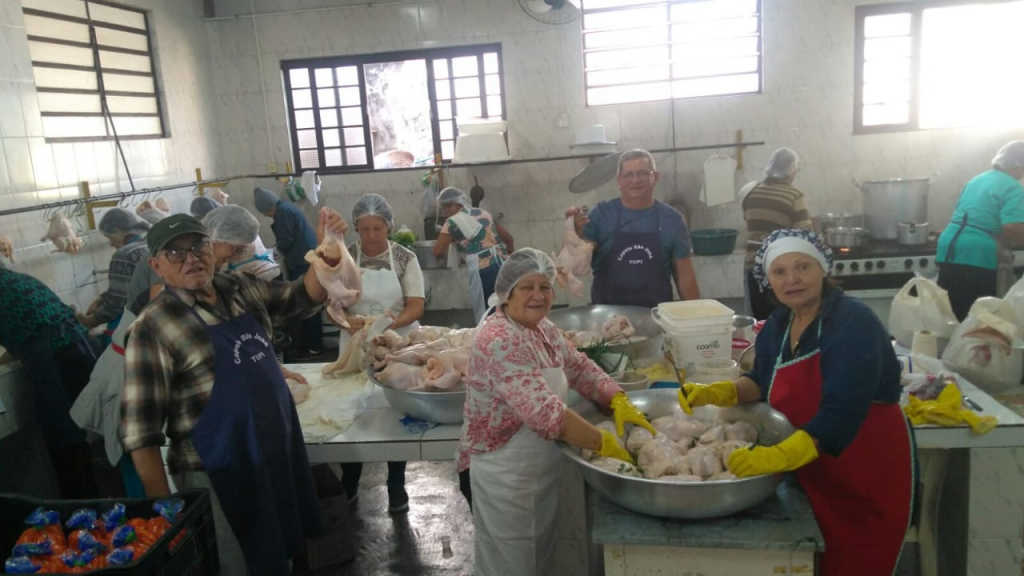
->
[679, 381, 738, 413]
[610, 392, 656, 437]
[596, 429, 635, 464]
[728, 430, 819, 478]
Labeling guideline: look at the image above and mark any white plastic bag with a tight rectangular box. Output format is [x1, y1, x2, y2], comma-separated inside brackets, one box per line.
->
[941, 297, 1023, 394]
[999, 274, 1024, 329]
[888, 274, 959, 348]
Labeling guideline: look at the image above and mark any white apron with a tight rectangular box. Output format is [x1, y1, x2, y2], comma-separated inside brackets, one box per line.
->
[337, 242, 419, 348]
[470, 366, 568, 576]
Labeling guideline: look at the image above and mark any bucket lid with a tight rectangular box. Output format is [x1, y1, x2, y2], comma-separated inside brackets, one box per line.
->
[656, 299, 734, 322]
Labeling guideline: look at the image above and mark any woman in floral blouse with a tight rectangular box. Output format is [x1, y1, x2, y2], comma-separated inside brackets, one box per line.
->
[458, 248, 653, 576]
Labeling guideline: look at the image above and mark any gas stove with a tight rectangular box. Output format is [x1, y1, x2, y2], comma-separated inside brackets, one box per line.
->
[831, 240, 937, 279]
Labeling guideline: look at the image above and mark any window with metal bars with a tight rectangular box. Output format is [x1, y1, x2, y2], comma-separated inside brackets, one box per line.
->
[281, 44, 505, 172]
[581, 0, 761, 106]
[854, 0, 1024, 134]
[22, 0, 165, 142]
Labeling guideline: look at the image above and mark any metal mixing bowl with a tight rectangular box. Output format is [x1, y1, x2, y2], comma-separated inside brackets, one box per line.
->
[562, 388, 795, 519]
[367, 368, 466, 424]
[547, 305, 664, 360]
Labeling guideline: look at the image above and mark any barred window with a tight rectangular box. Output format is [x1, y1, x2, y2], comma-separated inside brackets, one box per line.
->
[581, 0, 762, 106]
[22, 0, 164, 141]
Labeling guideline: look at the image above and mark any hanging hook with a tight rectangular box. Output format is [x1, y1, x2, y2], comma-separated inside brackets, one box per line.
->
[118, 193, 129, 208]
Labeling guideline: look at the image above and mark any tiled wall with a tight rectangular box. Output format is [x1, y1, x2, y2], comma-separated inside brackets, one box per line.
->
[204, 0, 1024, 305]
[0, 0, 222, 311]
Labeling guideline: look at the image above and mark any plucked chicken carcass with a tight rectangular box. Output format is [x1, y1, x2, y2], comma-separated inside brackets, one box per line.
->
[305, 230, 362, 327]
[408, 326, 451, 344]
[652, 416, 708, 442]
[686, 445, 724, 478]
[415, 357, 463, 391]
[637, 436, 687, 479]
[375, 362, 423, 390]
[370, 330, 412, 362]
[323, 315, 381, 378]
[42, 214, 83, 254]
[552, 207, 594, 297]
[602, 314, 635, 340]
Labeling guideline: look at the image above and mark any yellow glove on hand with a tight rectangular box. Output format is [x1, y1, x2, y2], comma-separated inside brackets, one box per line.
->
[596, 429, 634, 464]
[610, 392, 656, 437]
[679, 381, 738, 414]
[728, 430, 819, 478]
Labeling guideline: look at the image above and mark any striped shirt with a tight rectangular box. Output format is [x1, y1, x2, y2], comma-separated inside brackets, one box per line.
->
[120, 271, 321, 473]
[742, 179, 813, 268]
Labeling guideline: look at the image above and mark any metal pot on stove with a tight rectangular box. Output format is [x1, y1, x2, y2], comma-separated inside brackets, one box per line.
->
[897, 221, 930, 246]
[824, 226, 869, 250]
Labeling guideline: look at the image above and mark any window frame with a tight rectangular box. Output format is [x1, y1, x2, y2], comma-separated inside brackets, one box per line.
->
[853, 0, 1022, 134]
[22, 0, 166, 143]
[580, 0, 763, 108]
[281, 43, 506, 173]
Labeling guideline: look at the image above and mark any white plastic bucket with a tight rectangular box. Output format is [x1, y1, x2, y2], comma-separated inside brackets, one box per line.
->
[652, 299, 734, 330]
[662, 324, 732, 371]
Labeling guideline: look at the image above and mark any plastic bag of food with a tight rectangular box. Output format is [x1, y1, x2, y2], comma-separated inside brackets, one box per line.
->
[16, 508, 66, 552]
[941, 298, 1023, 393]
[889, 274, 958, 348]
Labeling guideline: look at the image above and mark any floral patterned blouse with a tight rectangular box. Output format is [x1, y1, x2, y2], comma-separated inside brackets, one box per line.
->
[457, 308, 622, 472]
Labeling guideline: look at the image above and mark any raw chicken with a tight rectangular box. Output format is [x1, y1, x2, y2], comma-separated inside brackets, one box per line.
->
[438, 348, 472, 377]
[370, 330, 412, 362]
[374, 362, 423, 390]
[408, 326, 451, 344]
[708, 471, 738, 481]
[687, 446, 724, 478]
[673, 439, 693, 457]
[657, 474, 703, 483]
[322, 316, 380, 378]
[375, 345, 440, 368]
[564, 330, 602, 349]
[0, 234, 12, 262]
[626, 426, 656, 455]
[552, 207, 594, 297]
[41, 214, 83, 255]
[589, 456, 643, 478]
[154, 197, 172, 212]
[714, 440, 751, 463]
[584, 421, 623, 461]
[652, 416, 709, 442]
[286, 378, 311, 405]
[415, 357, 463, 391]
[724, 421, 758, 443]
[637, 436, 686, 479]
[602, 314, 636, 341]
[442, 328, 476, 349]
[699, 425, 726, 445]
[305, 230, 362, 328]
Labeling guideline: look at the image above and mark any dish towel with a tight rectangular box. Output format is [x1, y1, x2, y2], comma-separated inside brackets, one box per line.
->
[301, 171, 321, 205]
[701, 154, 737, 207]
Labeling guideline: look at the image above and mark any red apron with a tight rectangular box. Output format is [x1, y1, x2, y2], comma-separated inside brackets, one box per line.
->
[768, 321, 915, 576]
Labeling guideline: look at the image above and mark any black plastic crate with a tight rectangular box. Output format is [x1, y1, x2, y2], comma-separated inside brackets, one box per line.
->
[0, 489, 219, 575]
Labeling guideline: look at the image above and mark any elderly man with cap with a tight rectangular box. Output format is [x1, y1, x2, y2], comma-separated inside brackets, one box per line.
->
[253, 186, 324, 360]
[120, 208, 346, 575]
[741, 147, 814, 320]
[573, 148, 700, 308]
[681, 228, 914, 576]
[937, 140, 1024, 319]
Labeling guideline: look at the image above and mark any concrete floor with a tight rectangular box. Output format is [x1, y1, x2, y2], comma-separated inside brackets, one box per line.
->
[296, 461, 475, 576]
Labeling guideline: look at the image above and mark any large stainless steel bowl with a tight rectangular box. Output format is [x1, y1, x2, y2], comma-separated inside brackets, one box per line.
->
[547, 305, 664, 360]
[367, 368, 465, 424]
[562, 388, 795, 519]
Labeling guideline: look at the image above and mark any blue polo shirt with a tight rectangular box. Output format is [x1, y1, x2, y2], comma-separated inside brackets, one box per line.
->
[743, 288, 902, 457]
[581, 199, 692, 274]
[937, 170, 1024, 269]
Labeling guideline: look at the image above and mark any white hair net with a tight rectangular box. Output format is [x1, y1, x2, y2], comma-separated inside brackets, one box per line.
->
[491, 248, 557, 307]
[99, 207, 149, 236]
[993, 141, 1024, 171]
[352, 193, 394, 231]
[202, 205, 260, 245]
[437, 187, 469, 208]
[764, 147, 800, 179]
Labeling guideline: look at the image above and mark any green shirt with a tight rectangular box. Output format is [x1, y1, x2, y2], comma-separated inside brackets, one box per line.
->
[0, 267, 85, 351]
[937, 170, 1024, 269]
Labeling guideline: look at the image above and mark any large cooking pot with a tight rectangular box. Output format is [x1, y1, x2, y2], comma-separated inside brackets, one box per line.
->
[814, 212, 863, 231]
[897, 221, 930, 245]
[411, 240, 447, 269]
[857, 175, 937, 240]
[824, 226, 869, 250]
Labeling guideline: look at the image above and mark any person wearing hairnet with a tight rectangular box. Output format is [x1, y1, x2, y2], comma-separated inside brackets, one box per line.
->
[203, 205, 281, 281]
[431, 187, 514, 321]
[573, 149, 700, 307]
[334, 194, 426, 513]
[254, 186, 325, 360]
[77, 208, 151, 341]
[741, 148, 814, 320]
[458, 248, 653, 576]
[937, 141, 1024, 320]
[190, 196, 221, 220]
[682, 229, 914, 576]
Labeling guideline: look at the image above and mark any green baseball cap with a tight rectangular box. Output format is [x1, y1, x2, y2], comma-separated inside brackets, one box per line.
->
[147, 213, 208, 254]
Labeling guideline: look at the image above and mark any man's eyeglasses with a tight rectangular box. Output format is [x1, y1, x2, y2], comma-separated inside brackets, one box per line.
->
[618, 170, 654, 182]
[161, 241, 212, 265]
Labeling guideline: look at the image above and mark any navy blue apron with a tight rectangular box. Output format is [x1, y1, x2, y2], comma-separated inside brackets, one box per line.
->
[591, 203, 674, 308]
[180, 292, 322, 574]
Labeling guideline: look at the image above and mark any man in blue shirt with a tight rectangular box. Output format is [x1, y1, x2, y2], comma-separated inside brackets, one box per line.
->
[254, 187, 322, 359]
[574, 149, 700, 307]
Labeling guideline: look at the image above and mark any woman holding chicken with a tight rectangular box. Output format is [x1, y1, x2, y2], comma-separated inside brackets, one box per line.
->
[459, 248, 651, 576]
[680, 229, 915, 576]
